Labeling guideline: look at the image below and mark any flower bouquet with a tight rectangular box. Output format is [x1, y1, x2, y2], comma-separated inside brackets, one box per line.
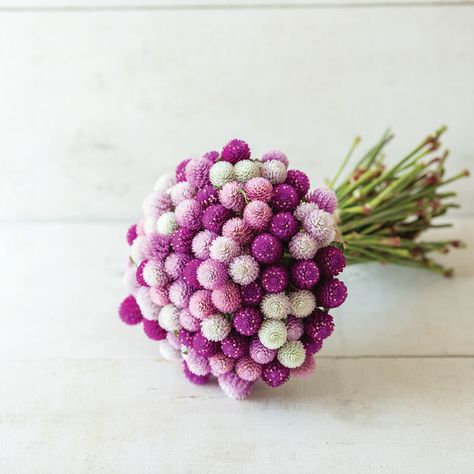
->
[119, 127, 467, 400]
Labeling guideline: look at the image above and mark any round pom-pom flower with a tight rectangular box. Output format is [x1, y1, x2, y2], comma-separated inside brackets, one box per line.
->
[243, 201, 272, 231]
[156, 211, 178, 235]
[158, 304, 181, 332]
[303, 208, 336, 247]
[234, 160, 260, 182]
[185, 157, 213, 188]
[218, 372, 253, 400]
[289, 290, 316, 318]
[201, 314, 232, 342]
[250, 233, 284, 264]
[235, 357, 261, 382]
[307, 187, 338, 214]
[189, 289, 215, 319]
[315, 278, 348, 308]
[286, 169, 310, 197]
[164, 253, 191, 280]
[210, 236, 241, 264]
[261, 360, 290, 387]
[261, 265, 289, 294]
[209, 161, 235, 188]
[211, 283, 242, 313]
[197, 259, 228, 290]
[244, 177, 273, 202]
[221, 139, 251, 164]
[233, 307, 263, 336]
[258, 319, 287, 349]
[249, 337, 276, 364]
[261, 292, 291, 320]
[269, 212, 299, 241]
[192, 230, 217, 260]
[261, 150, 289, 167]
[271, 184, 299, 211]
[142, 260, 168, 287]
[229, 255, 259, 286]
[289, 231, 319, 260]
[174, 199, 203, 231]
[315, 246, 346, 276]
[261, 160, 287, 185]
[240, 282, 263, 307]
[222, 218, 254, 245]
[291, 260, 320, 289]
[219, 181, 246, 212]
[277, 340, 306, 368]
[118, 295, 143, 325]
[195, 184, 219, 208]
[209, 352, 234, 376]
[294, 202, 318, 222]
[202, 204, 231, 234]
[221, 331, 249, 359]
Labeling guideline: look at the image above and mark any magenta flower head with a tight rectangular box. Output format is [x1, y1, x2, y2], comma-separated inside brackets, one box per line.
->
[286, 169, 310, 198]
[250, 233, 284, 264]
[221, 139, 251, 164]
[315, 278, 347, 308]
[307, 187, 338, 214]
[269, 212, 299, 241]
[261, 265, 289, 294]
[119, 295, 143, 325]
[261, 360, 290, 388]
[195, 184, 219, 208]
[233, 307, 263, 336]
[291, 260, 320, 289]
[120, 139, 348, 400]
[315, 246, 346, 276]
[240, 281, 264, 307]
[202, 204, 231, 234]
[271, 183, 299, 211]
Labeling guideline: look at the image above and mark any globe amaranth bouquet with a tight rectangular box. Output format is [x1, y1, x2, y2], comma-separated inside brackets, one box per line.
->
[118, 127, 467, 400]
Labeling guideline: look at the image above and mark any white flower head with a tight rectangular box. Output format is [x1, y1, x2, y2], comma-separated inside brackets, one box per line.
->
[289, 290, 316, 318]
[294, 202, 318, 222]
[234, 160, 261, 183]
[130, 235, 145, 264]
[158, 340, 181, 361]
[261, 292, 291, 320]
[201, 314, 232, 342]
[277, 341, 306, 368]
[261, 160, 287, 185]
[143, 216, 157, 235]
[288, 232, 318, 260]
[135, 286, 160, 320]
[229, 255, 259, 285]
[258, 319, 287, 350]
[303, 209, 336, 247]
[153, 173, 176, 192]
[209, 161, 235, 188]
[158, 304, 181, 331]
[209, 236, 241, 264]
[156, 211, 178, 235]
[143, 260, 168, 287]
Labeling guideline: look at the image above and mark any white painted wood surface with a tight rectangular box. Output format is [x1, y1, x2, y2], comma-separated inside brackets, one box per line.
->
[1, 1, 473, 472]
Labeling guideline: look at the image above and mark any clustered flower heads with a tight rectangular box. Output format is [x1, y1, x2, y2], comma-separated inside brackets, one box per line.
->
[119, 138, 347, 400]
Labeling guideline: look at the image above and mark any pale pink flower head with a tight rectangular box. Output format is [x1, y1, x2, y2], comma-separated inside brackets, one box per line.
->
[188, 289, 216, 320]
[211, 282, 242, 313]
[168, 278, 193, 309]
[217, 372, 254, 400]
[179, 309, 201, 332]
[175, 199, 203, 231]
[209, 236, 241, 264]
[243, 201, 272, 231]
[192, 230, 217, 260]
[209, 352, 235, 376]
[235, 356, 262, 382]
[303, 208, 336, 247]
[244, 177, 273, 202]
[222, 217, 254, 245]
[197, 258, 228, 290]
[219, 181, 246, 212]
[150, 285, 171, 306]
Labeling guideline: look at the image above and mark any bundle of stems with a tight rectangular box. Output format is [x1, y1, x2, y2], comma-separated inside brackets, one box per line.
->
[330, 126, 469, 276]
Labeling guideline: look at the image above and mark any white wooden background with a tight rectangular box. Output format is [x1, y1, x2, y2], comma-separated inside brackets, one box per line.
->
[1, 1, 473, 473]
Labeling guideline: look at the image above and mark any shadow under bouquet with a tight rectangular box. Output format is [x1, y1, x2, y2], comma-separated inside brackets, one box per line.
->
[119, 127, 467, 400]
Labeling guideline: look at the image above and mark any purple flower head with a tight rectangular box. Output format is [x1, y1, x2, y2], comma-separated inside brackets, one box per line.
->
[203, 150, 220, 163]
[240, 282, 264, 307]
[261, 150, 289, 167]
[286, 170, 310, 198]
[221, 139, 251, 164]
[221, 331, 250, 359]
[271, 183, 299, 211]
[286, 315, 304, 341]
[193, 330, 219, 357]
[185, 157, 213, 187]
[305, 309, 334, 340]
[202, 204, 232, 234]
[249, 337, 277, 364]
[261, 360, 290, 388]
[118, 295, 143, 325]
[250, 233, 284, 264]
[307, 187, 338, 214]
[136, 260, 149, 287]
[126, 224, 137, 245]
[195, 184, 219, 208]
[182, 258, 203, 290]
[315, 277, 347, 308]
[183, 361, 210, 385]
[171, 227, 195, 254]
[233, 307, 263, 336]
[143, 318, 167, 340]
[178, 328, 195, 347]
[315, 246, 346, 276]
[217, 372, 253, 400]
[142, 233, 171, 260]
[291, 260, 320, 289]
[176, 159, 191, 182]
[261, 265, 289, 294]
[269, 212, 299, 241]
[301, 334, 323, 355]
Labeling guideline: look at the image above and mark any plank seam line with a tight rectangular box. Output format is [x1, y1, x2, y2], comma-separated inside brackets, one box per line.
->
[0, 1, 473, 13]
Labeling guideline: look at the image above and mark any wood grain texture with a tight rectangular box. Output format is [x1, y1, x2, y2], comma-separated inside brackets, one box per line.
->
[1, 357, 474, 473]
[0, 6, 472, 220]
